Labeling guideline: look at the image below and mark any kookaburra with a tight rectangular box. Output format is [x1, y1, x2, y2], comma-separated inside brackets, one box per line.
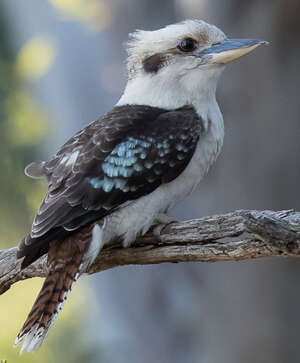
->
[14, 19, 267, 353]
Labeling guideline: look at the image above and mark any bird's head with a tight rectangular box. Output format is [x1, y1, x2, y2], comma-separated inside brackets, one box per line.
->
[118, 20, 268, 109]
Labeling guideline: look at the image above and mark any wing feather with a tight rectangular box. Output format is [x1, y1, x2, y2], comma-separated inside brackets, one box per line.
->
[19, 105, 203, 264]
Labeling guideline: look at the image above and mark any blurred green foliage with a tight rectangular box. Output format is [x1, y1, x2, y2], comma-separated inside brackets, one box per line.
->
[50, 0, 112, 32]
[0, 4, 101, 362]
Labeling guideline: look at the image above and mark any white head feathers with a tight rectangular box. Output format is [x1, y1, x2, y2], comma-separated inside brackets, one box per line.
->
[126, 20, 226, 76]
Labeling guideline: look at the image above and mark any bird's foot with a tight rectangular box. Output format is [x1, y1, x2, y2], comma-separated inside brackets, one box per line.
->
[152, 213, 177, 242]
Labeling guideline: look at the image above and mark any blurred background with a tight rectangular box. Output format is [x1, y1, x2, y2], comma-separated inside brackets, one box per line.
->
[0, 0, 299, 362]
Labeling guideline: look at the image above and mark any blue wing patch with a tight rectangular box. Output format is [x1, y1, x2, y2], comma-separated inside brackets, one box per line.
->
[22, 105, 202, 260]
[88, 125, 198, 195]
[90, 136, 155, 193]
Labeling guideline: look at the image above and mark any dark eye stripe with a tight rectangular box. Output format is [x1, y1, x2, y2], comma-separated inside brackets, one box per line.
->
[143, 53, 165, 74]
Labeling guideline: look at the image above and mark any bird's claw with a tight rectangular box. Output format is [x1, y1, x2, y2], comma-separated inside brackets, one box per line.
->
[152, 214, 177, 242]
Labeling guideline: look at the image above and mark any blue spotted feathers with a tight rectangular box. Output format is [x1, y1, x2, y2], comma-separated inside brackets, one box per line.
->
[18, 105, 203, 268]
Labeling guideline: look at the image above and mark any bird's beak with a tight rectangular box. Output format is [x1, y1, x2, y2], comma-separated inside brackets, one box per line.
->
[197, 38, 269, 65]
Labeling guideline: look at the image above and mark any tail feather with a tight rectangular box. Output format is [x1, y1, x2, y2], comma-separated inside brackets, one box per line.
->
[14, 223, 103, 354]
[14, 259, 82, 354]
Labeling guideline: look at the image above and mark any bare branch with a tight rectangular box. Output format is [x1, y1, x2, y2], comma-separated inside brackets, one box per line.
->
[1, 210, 299, 295]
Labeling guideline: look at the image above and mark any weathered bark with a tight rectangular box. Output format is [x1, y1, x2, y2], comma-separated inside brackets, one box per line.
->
[1, 209, 299, 296]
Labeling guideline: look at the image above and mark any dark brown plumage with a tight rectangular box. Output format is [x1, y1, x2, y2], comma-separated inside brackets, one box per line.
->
[15, 104, 202, 352]
[18, 105, 201, 268]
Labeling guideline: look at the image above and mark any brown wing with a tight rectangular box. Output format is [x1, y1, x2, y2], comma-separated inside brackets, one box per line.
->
[18, 105, 203, 267]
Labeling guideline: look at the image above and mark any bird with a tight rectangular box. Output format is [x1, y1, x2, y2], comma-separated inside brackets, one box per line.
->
[13, 19, 267, 353]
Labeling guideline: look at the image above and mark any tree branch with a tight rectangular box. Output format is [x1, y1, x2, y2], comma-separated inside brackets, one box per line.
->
[1, 210, 300, 295]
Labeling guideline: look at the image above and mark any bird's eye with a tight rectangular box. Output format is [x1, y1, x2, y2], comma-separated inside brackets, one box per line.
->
[178, 38, 197, 52]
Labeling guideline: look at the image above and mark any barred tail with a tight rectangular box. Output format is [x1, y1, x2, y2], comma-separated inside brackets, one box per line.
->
[14, 252, 83, 354]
